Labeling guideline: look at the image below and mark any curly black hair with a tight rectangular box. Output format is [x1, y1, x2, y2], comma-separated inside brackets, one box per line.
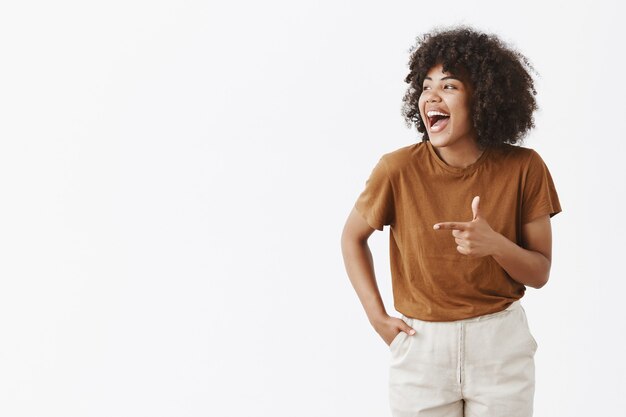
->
[401, 25, 539, 149]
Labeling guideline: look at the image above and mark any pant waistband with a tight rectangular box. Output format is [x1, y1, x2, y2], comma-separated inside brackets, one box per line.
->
[456, 299, 522, 323]
[403, 300, 523, 324]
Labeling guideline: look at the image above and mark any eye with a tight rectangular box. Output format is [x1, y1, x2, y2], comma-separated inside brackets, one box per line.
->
[444, 84, 456, 89]
[422, 85, 430, 91]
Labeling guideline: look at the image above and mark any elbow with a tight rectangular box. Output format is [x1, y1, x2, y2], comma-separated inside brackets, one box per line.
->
[341, 231, 367, 251]
[534, 262, 552, 289]
[340, 227, 364, 252]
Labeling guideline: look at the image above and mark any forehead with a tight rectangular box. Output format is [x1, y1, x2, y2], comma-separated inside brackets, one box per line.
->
[423, 63, 466, 83]
[426, 63, 448, 76]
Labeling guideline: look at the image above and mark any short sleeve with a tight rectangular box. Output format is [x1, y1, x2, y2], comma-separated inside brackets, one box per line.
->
[521, 150, 563, 224]
[354, 156, 395, 231]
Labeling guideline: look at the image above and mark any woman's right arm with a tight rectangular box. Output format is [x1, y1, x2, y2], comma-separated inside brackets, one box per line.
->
[340, 207, 414, 346]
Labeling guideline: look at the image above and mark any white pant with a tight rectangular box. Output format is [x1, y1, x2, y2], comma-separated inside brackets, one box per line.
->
[388, 300, 538, 417]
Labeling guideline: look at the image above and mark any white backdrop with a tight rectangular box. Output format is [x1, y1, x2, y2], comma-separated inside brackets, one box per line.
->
[0, 1, 624, 416]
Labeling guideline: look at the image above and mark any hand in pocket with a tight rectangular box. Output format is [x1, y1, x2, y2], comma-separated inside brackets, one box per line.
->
[374, 315, 416, 346]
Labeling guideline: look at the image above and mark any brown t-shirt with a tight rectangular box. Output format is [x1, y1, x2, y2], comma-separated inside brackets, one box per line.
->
[354, 140, 562, 322]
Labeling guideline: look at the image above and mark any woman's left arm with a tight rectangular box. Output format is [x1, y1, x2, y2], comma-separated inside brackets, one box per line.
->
[491, 214, 553, 289]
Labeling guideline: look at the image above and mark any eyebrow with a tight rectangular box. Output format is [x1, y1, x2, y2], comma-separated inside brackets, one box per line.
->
[424, 75, 460, 81]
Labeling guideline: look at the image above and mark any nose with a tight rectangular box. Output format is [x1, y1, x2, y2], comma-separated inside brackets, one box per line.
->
[423, 91, 441, 103]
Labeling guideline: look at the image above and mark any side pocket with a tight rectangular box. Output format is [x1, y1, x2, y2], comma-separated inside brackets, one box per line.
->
[520, 306, 538, 352]
[389, 315, 408, 351]
[530, 331, 538, 351]
[388, 330, 404, 350]
[526, 325, 538, 352]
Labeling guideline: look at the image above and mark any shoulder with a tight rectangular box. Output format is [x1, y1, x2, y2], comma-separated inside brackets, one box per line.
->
[490, 145, 557, 190]
[490, 143, 539, 167]
[378, 142, 424, 175]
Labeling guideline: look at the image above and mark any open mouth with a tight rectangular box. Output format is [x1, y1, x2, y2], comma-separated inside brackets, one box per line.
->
[427, 113, 450, 133]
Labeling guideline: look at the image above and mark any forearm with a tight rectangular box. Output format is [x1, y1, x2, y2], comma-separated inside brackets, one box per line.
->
[340, 238, 388, 323]
[491, 233, 550, 289]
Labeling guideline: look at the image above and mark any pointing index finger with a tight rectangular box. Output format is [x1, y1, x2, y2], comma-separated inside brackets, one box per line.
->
[433, 222, 465, 230]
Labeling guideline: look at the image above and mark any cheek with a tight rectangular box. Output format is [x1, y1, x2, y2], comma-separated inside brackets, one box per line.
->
[455, 112, 474, 131]
[417, 96, 427, 117]
[452, 102, 471, 122]
[418, 94, 426, 108]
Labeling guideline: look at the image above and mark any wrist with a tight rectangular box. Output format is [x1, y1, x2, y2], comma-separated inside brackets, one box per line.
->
[368, 310, 389, 327]
[490, 231, 509, 258]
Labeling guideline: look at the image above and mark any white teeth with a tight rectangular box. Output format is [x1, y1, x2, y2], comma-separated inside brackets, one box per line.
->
[426, 110, 450, 117]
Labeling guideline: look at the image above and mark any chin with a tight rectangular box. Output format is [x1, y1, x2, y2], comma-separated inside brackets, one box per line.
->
[428, 134, 453, 147]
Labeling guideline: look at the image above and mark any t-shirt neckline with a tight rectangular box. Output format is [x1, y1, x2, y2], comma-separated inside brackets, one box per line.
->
[426, 140, 491, 175]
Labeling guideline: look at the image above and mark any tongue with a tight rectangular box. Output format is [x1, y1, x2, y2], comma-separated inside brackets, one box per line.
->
[432, 116, 450, 131]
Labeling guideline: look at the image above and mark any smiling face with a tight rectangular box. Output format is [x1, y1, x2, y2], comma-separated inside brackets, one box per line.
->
[418, 63, 478, 149]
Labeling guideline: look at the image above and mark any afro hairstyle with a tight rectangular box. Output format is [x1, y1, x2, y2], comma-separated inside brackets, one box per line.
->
[401, 25, 539, 149]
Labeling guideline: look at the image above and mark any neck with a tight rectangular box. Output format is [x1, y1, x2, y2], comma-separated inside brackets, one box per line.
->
[429, 138, 485, 169]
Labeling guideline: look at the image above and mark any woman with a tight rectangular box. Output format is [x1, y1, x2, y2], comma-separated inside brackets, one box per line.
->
[340, 25, 562, 417]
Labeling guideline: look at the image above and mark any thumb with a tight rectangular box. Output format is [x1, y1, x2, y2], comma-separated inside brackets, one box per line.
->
[403, 324, 416, 336]
[472, 195, 481, 221]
